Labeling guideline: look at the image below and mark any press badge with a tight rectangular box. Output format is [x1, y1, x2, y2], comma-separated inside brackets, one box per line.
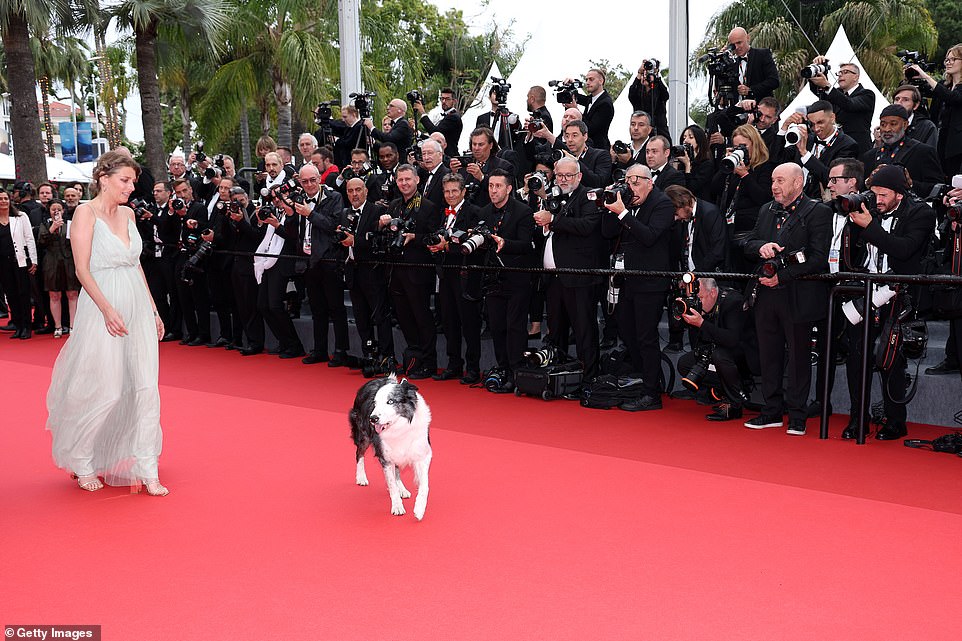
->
[828, 248, 839, 265]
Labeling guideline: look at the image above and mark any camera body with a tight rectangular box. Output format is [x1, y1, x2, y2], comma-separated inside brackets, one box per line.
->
[670, 143, 694, 161]
[406, 90, 424, 105]
[458, 222, 496, 255]
[612, 140, 631, 156]
[528, 115, 544, 132]
[586, 182, 633, 209]
[171, 197, 186, 213]
[643, 58, 660, 72]
[490, 76, 511, 107]
[349, 91, 376, 120]
[548, 79, 583, 105]
[384, 216, 416, 254]
[720, 144, 748, 173]
[129, 198, 152, 219]
[336, 208, 361, 242]
[180, 239, 213, 285]
[523, 345, 560, 368]
[836, 190, 878, 215]
[341, 162, 372, 182]
[800, 62, 830, 79]
[899, 50, 935, 88]
[527, 171, 550, 193]
[698, 47, 740, 104]
[681, 344, 714, 392]
[257, 201, 279, 221]
[671, 272, 701, 320]
[758, 249, 807, 278]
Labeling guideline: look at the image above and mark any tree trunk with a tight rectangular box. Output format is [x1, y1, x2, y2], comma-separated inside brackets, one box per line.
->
[2, 11, 48, 184]
[180, 84, 192, 155]
[95, 31, 121, 149]
[40, 77, 56, 157]
[134, 20, 166, 180]
[273, 69, 293, 149]
[239, 107, 252, 168]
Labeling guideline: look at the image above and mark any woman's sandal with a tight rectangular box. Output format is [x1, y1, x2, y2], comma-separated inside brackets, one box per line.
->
[138, 479, 169, 496]
[75, 474, 103, 492]
[53, 327, 64, 338]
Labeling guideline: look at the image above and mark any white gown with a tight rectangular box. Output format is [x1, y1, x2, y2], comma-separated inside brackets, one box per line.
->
[47, 217, 163, 485]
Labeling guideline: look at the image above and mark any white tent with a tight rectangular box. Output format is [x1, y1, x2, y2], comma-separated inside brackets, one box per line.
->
[0, 154, 15, 181]
[779, 25, 888, 131]
[46, 156, 91, 183]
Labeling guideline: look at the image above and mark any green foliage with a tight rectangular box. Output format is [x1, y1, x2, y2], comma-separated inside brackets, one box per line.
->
[589, 59, 633, 98]
[925, 0, 962, 61]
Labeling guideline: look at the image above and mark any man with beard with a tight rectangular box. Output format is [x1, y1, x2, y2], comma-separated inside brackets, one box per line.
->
[860, 104, 943, 199]
[778, 100, 859, 199]
[449, 127, 513, 208]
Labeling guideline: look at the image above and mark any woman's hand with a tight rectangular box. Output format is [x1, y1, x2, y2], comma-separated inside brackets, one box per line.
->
[101, 305, 128, 337]
[154, 314, 164, 341]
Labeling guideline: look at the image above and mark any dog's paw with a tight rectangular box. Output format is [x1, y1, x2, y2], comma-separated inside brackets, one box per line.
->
[413, 506, 426, 521]
[355, 473, 369, 486]
[398, 486, 411, 499]
[391, 502, 406, 516]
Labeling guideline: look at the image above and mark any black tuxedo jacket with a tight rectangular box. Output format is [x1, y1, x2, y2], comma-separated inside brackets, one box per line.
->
[460, 154, 513, 208]
[370, 117, 412, 151]
[670, 199, 727, 273]
[931, 82, 962, 169]
[303, 188, 346, 265]
[860, 138, 944, 200]
[601, 187, 675, 293]
[330, 120, 369, 169]
[651, 165, 686, 191]
[420, 109, 462, 156]
[627, 76, 669, 136]
[577, 147, 614, 188]
[418, 164, 451, 211]
[742, 47, 780, 100]
[684, 158, 715, 199]
[477, 198, 536, 271]
[784, 130, 859, 198]
[906, 115, 939, 149]
[575, 90, 614, 150]
[174, 200, 209, 248]
[546, 184, 603, 287]
[743, 197, 832, 322]
[813, 84, 876, 154]
[346, 201, 386, 265]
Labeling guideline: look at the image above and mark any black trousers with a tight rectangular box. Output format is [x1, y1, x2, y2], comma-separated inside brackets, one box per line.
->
[208, 264, 241, 344]
[389, 265, 437, 372]
[754, 287, 813, 421]
[257, 266, 302, 353]
[0, 256, 31, 329]
[545, 275, 599, 379]
[348, 265, 394, 357]
[678, 346, 744, 401]
[438, 272, 483, 373]
[616, 289, 665, 397]
[148, 255, 181, 335]
[813, 301, 848, 409]
[484, 276, 530, 373]
[174, 253, 211, 340]
[305, 261, 349, 355]
[231, 262, 264, 349]
[845, 311, 908, 426]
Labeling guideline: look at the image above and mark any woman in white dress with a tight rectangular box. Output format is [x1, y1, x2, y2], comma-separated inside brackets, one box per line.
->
[46, 150, 169, 496]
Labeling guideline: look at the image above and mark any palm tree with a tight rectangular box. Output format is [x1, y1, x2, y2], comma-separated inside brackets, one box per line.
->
[32, 34, 90, 157]
[696, 0, 937, 105]
[106, 0, 230, 180]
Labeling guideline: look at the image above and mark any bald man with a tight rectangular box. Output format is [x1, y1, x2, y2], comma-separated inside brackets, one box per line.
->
[742, 163, 831, 436]
[727, 27, 780, 101]
[365, 98, 413, 151]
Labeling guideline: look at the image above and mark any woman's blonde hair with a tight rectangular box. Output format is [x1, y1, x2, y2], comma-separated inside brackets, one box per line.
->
[90, 150, 141, 197]
[732, 124, 770, 170]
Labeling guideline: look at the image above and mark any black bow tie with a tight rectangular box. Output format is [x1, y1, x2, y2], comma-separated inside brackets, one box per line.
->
[353, 208, 362, 216]
[737, 55, 748, 62]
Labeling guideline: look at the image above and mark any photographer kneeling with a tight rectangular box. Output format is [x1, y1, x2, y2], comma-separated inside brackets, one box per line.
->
[677, 278, 755, 421]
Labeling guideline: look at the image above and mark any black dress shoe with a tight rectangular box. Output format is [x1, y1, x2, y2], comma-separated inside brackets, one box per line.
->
[806, 401, 832, 418]
[1, 323, 17, 332]
[278, 348, 306, 359]
[600, 337, 617, 350]
[432, 368, 461, 381]
[875, 422, 908, 441]
[240, 347, 263, 356]
[205, 337, 229, 348]
[460, 371, 481, 385]
[35, 325, 54, 335]
[620, 395, 663, 411]
[187, 336, 209, 347]
[179, 335, 196, 345]
[924, 359, 959, 375]
[841, 420, 860, 440]
[19, 328, 32, 339]
[268, 346, 281, 355]
[706, 403, 743, 421]
[406, 368, 434, 380]
[301, 351, 328, 364]
[9, 329, 22, 339]
[328, 351, 350, 368]
[161, 332, 181, 342]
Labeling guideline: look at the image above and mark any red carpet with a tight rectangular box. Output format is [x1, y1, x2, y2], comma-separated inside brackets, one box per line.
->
[3, 337, 962, 640]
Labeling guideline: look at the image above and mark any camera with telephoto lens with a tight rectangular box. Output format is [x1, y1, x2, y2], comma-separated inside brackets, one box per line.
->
[727, 103, 761, 125]
[458, 222, 496, 255]
[527, 171, 550, 193]
[349, 92, 376, 120]
[612, 140, 631, 156]
[194, 142, 206, 164]
[314, 101, 334, 125]
[758, 249, 806, 279]
[898, 50, 936, 82]
[720, 144, 748, 173]
[836, 190, 879, 215]
[171, 197, 186, 212]
[548, 79, 583, 105]
[129, 198, 152, 219]
[800, 62, 830, 79]
[681, 344, 714, 392]
[947, 202, 962, 223]
[490, 76, 511, 106]
[523, 344, 560, 368]
[784, 123, 805, 147]
[643, 58, 660, 72]
[386, 216, 416, 254]
[698, 46, 740, 106]
[180, 238, 213, 285]
[406, 90, 424, 105]
[671, 272, 701, 320]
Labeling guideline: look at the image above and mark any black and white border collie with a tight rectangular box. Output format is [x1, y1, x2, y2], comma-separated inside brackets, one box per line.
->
[349, 375, 432, 520]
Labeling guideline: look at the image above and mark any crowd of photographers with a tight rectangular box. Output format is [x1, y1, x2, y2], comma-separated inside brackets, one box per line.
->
[3, 28, 962, 440]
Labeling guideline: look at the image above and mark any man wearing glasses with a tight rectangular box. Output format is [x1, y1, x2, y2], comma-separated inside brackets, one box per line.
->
[807, 59, 876, 155]
[533, 157, 603, 380]
[413, 88, 462, 156]
[601, 165, 675, 411]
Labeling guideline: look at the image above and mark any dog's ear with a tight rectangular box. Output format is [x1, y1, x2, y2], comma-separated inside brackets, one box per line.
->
[386, 373, 398, 383]
[400, 379, 419, 393]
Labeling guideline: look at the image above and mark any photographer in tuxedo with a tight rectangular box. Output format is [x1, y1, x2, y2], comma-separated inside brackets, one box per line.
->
[369, 143, 401, 206]
[728, 27, 780, 100]
[563, 69, 614, 150]
[475, 170, 536, 392]
[141, 181, 181, 341]
[742, 163, 831, 436]
[628, 60, 669, 136]
[533, 157, 603, 380]
[413, 88, 462, 156]
[601, 164, 675, 411]
[170, 178, 211, 345]
[223, 186, 266, 356]
[202, 176, 243, 349]
[449, 127, 514, 208]
[860, 104, 943, 199]
[778, 100, 859, 199]
[364, 98, 412, 152]
[341, 178, 396, 370]
[417, 139, 450, 210]
[808, 60, 876, 154]
[293, 164, 350, 366]
[645, 136, 686, 191]
[892, 85, 939, 148]
[330, 104, 369, 169]
[840, 165, 934, 440]
[383, 164, 442, 378]
[562, 120, 612, 189]
[611, 111, 654, 173]
[425, 173, 483, 384]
